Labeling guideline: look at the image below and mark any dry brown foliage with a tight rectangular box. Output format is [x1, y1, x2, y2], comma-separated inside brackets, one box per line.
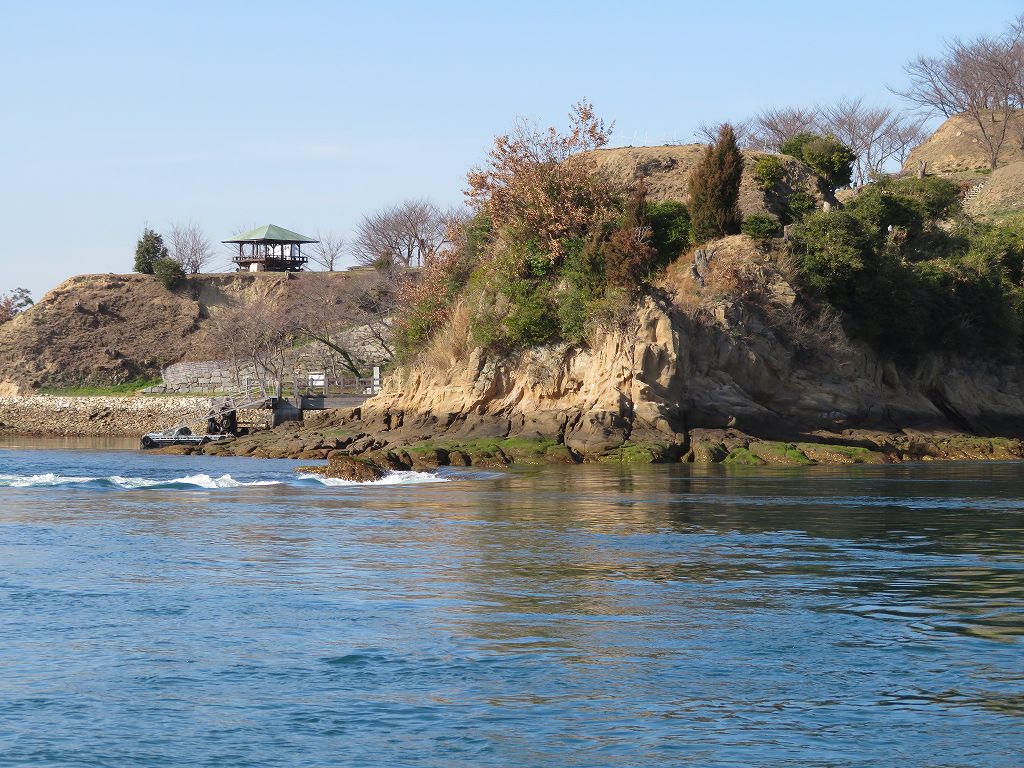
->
[465, 101, 617, 262]
[420, 299, 472, 374]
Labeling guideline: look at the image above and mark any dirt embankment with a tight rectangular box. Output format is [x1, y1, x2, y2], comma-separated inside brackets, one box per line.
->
[964, 160, 1024, 219]
[0, 271, 358, 393]
[584, 144, 835, 217]
[903, 111, 1024, 177]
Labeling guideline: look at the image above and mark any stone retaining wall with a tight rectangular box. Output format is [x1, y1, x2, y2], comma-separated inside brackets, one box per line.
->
[145, 361, 243, 394]
[0, 396, 215, 437]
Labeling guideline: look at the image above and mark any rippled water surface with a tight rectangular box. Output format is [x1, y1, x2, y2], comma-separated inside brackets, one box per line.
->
[1, 441, 1022, 766]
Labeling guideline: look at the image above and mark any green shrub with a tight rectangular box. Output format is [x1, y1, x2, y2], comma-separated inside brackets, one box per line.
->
[469, 305, 504, 350]
[967, 218, 1024, 283]
[741, 214, 781, 240]
[791, 206, 1023, 360]
[785, 190, 816, 222]
[800, 135, 855, 191]
[846, 186, 926, 243]
[153, 257, 185, 290]
[646, 200, 691, 265]
[503, 279, 558, 347]
[911, 258, 1019, 355]
[780, 133, 855, 192]
[780, 132, 818, 159]
[134, 227, 168, 274]
[557, 238, 605, 342]
[887, 176, 962, 219]
[790, 210, 873, 300]
[753, 156, 786, 191]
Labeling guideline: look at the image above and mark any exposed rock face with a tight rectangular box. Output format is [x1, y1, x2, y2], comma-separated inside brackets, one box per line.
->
[903, 111, 1024, 176]
[356, 248, 1024, 458]
[584, 144, 835, 218]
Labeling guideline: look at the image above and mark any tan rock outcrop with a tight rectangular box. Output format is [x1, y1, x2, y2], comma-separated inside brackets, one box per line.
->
[356, 240, 1024, 455]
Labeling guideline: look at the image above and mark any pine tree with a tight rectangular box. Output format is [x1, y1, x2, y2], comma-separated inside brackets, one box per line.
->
[134, 227, 168, 274]
[688, 124, 744, 244]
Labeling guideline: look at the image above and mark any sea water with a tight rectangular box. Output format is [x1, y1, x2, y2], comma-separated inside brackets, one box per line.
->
[0, 440, 1021, 766]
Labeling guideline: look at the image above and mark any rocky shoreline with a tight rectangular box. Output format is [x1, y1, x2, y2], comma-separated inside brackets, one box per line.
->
[3, 394, 1022, 482]
[153, 404, 1024, 480]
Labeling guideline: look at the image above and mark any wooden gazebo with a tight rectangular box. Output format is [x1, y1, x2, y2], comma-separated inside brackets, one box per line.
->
[223, 224, 317, 272]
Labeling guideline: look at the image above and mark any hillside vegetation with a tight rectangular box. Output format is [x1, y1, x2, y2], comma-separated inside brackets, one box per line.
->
[0, 272, 365, 393]
[394, 105, 1024, 373]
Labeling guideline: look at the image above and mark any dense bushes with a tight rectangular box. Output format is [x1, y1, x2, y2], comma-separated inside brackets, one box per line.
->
[741, 214, 781, 241]
[395, 102, 701, 360]
[785, 190, 816, 222]
[781, 132, 856, 192]
[791, 179, 1023, 360]
[458, 189, 686, 352]
[646, 200, 691, 265]
[153, 257, 185, 290]
[134, 228, 168, 274]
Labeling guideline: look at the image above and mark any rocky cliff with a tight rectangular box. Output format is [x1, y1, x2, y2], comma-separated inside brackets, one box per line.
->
[343, 235, 1024, 462]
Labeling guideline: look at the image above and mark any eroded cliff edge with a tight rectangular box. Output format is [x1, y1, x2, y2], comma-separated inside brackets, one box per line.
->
[346, 298, 1024, 460]
[211, 237, 1024, 469]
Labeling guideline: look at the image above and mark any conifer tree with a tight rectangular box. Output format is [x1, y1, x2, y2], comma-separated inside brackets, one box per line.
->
[134, 227, 169, 274]
[688, 124, 744, 244]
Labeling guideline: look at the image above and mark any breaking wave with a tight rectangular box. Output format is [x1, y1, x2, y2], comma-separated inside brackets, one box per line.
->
[0, 470, 447, 491]
[295, 470, 449, 487]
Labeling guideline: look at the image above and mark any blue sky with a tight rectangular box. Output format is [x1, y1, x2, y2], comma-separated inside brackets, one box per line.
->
[2, 0, 1019, 298]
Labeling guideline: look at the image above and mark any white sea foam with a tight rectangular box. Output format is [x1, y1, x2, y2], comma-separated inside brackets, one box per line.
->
[0, 473, 95, 488]
[297, 470, 448, 487]
[0, 473, 282, 489]
[111, 474, 283, 489]
[0, 470, 445, 490]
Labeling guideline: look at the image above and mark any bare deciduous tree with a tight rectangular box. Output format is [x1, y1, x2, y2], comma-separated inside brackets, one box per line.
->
[694, 102, 925, 182]
[209, 271, 399, 388]
[820, 97, 929, 184]
[894, 16, 1024, 168]
[168, 221, 214, 274]
[287, 272, 397, 376]
[352, 199, 450, 268]
[309, 231, 346, 271]
[749, 107, 821, 151]
[209, 297, 293, 396]
[694, 119, 755, 148]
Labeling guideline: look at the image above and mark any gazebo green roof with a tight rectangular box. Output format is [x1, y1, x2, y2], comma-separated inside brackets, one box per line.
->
[222, 224, 318, 244]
